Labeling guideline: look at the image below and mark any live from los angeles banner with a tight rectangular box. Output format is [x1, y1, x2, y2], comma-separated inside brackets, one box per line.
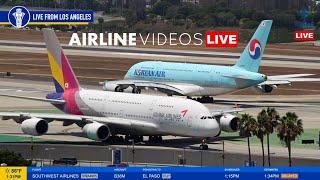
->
[0, 6, 93, 28]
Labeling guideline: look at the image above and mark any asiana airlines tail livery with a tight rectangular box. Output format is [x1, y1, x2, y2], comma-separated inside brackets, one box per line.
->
[101, 20, 320, 103]
[0, 29, 241, 150]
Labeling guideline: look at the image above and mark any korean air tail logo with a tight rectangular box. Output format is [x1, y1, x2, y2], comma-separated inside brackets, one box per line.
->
[8, 6, 30, 28]
[248, 39, 261, 59]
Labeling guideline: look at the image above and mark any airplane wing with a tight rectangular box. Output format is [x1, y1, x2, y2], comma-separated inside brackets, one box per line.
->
[102, 80, 201, 96]
[210, 108, 243, 116]
[0, 112, 158, 131]
[0, 93, 65, 104]
[261, 74, 320, 86]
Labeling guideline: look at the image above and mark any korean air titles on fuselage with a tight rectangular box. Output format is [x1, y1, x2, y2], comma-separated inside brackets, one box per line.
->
[134, 69, 165, 78]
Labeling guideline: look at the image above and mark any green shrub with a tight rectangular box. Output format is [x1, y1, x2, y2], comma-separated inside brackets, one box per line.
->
[0, 150, 32, 166]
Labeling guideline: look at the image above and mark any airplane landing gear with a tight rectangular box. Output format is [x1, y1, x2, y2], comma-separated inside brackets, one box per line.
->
[148, 136, 163, 143]
[125, 135, 143, 143]
[115, 86, 124, 92]
[132, 87, 141, 94]
[199, 139, 208, 150]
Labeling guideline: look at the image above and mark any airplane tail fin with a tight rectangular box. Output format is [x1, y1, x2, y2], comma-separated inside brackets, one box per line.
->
[43, 29, 80, 93]
[234, 20, 273, 72]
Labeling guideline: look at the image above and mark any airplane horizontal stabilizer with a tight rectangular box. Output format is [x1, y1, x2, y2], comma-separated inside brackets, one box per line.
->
[0, 93, 65, 104]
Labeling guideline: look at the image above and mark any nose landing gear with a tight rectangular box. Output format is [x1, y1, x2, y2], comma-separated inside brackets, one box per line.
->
[148, 136, 163, 143]
[115, 86, 124, 92]
[132, 87, 141, 94]
[199, 139, 209, 150]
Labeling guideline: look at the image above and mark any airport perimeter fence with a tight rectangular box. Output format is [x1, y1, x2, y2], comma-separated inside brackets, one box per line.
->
[1, 143, 320, 166]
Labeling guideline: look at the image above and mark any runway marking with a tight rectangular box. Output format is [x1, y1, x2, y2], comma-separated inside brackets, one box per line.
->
[0, 62, 128, 72]
[277, 87, 320, 92]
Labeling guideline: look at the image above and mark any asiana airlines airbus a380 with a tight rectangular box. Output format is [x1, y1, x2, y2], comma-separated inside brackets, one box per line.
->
[101, 20, 320, 103]
[0, 29, 241, 150]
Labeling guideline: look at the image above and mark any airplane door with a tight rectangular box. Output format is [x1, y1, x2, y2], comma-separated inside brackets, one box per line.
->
[119, 109, 124, 118]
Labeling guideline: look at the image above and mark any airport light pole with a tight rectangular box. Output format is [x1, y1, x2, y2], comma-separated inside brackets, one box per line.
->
[30, 136, 34, 163]
[129, 139, 135, 164]
[200, 150, 203, 166]
[126, 143, 129, 165]
[108, 147, 112, 166]
[222, 141, 225, 166]
[183, 148, 186, 166]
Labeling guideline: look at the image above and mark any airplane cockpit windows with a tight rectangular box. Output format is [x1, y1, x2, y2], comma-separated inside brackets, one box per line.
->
[200, 116, 215, 120]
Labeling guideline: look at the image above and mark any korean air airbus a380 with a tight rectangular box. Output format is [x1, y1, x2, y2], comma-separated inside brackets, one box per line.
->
[102, 20, 320, 103]
[0, 29, 241, 150]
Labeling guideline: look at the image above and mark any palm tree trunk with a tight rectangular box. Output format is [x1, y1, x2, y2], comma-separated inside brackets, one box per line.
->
[261, 138, 265, 166]
[247, 137, 252, 166]
[288, 141, 292, 167]
[267, 134, 271, 166]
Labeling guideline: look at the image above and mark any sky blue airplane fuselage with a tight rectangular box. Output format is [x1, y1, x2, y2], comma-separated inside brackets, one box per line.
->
[124, 61, 266, 96]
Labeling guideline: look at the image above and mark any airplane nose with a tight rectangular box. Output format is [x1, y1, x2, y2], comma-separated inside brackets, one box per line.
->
[263, 75, 267, 81]
[203, 119, 220, 137]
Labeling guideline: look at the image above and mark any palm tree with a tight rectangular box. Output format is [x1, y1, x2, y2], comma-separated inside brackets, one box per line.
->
[276, 112, 303, 167]
[266, 107, 280, 166]
[255, 109, 268, 166]
[239, 113, 257, 166]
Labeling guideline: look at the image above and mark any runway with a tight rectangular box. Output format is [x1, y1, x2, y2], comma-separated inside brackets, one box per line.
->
[0, 78, 319, 166]
[0, 40, 320, 69]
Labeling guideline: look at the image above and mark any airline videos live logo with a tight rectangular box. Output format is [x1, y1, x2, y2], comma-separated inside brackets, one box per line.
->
[294, 30, 315, 41]
[205, 31, 238, 48]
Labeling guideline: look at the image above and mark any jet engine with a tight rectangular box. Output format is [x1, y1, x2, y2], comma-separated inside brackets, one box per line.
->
[219, 114, 239, 132]
[21, 117, 48, 136]
[83, 123, 110, 141]
[102, 81, 121, 92]
[102, 81, 140, 93]
[255, 85, 277, 93]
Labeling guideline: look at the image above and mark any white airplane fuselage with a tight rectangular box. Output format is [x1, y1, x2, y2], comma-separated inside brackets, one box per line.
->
[52, 89, 220, 138]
